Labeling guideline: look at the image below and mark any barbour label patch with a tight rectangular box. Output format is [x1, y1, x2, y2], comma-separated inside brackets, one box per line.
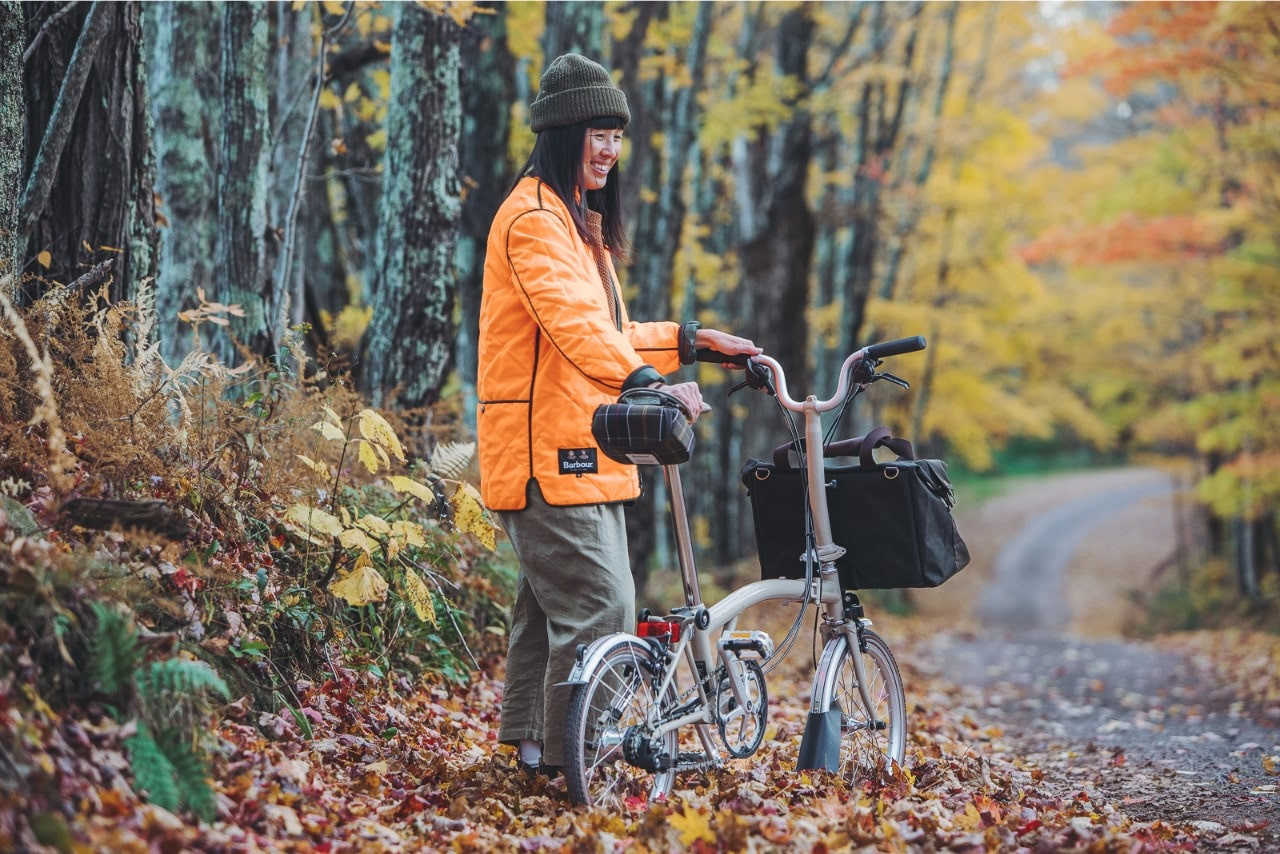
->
[558, 448, 598, 476]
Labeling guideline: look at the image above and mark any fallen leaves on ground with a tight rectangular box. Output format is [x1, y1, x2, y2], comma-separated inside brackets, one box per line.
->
[9, 608, 1263, 852]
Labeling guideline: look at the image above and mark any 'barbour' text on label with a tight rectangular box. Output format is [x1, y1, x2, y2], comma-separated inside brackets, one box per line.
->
[558, 448, 598, 476]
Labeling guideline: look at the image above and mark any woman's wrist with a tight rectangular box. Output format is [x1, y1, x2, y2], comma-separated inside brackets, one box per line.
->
[679, 321, 701, 364]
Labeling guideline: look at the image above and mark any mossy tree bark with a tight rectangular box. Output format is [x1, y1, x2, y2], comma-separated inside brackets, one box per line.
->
[457, 2, 514, 431]
[361, 4, 463, 416]
[19, 0, 157, 304]
[144, 1, 220, 363]
[213, 1, 272, 363]
[0, 1, 23, 288]
[542, 1, 604, 61]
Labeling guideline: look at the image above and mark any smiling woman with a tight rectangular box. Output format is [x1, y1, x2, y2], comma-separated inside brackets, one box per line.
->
[475, 53, 760, 776]
[580, 128, 623, 191]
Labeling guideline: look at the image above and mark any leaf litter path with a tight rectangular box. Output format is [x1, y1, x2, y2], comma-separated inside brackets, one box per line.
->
[914, 467, 1280, 850]
[9, 470, 1279, 851]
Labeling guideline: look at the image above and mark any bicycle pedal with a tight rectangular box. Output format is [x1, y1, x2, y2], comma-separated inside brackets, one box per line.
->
[718, 629, 774, 660]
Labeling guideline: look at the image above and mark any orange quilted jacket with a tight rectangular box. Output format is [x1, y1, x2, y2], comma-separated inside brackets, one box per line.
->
[477, 177, 682, 510]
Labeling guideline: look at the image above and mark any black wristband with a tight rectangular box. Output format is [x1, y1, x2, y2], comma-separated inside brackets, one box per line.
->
[623, 365, 666, 390]
[679, 321, 701, 365]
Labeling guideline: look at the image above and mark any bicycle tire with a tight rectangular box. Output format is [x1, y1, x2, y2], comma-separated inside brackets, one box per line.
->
[822, 628, 906, 780]
[563, 638, 678, 807]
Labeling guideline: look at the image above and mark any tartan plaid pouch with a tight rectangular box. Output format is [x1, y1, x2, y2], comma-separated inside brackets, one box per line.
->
[591, 388, 695, 466]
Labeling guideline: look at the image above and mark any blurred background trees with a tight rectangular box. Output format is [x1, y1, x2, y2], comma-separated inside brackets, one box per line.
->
[6, 0, 1277, 614]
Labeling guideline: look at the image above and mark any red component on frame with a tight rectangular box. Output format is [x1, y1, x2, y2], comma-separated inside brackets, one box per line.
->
[636, 620, 680, 642]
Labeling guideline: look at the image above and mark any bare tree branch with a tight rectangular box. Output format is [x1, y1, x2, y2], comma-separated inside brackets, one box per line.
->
[273, 3, 353, 341]
[19, 1, 112, 231]
[22, 1, 80, 65]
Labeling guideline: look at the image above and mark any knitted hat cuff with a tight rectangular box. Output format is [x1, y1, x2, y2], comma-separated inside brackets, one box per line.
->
[529, 54, 630, 132]
[530, 85, 630, 132]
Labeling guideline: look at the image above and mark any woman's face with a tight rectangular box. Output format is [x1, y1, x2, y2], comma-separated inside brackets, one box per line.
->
[579, 127, 624, 191]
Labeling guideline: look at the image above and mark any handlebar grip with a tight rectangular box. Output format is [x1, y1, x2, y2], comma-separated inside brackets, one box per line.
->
[694, 348, 752, 367]
[863, 335, 926, 359]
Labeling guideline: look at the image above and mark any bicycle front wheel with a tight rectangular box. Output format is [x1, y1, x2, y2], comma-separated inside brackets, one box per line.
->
[823, 628, 906, 781]
[563, 639, 677, 807]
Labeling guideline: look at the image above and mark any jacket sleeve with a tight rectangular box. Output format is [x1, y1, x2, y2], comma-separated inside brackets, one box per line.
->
[623, 320, 681, 375]
[505, 208, 657, 391]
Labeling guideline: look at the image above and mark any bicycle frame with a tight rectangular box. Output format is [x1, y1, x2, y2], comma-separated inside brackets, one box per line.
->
[648, 350, 887, 761]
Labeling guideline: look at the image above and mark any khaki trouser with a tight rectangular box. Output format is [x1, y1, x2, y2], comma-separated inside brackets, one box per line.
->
[496, 481, 635, 766]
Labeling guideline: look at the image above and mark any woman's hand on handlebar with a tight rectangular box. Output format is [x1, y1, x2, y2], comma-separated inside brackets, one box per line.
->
[694, 328, 762, 368]
[651, 381, 709, 422]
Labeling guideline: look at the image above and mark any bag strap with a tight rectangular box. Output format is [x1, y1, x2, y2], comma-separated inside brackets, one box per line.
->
[769, 426, 915, 469]
[857, 425, 915, 468]
[617, 386, 692, 420]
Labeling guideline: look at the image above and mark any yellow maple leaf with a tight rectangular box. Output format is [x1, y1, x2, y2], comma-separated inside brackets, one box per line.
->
[450, 483, 496, 551]
[311, 420, 346, 443]
[392, 520, 427, 548]
[357, 439, 381, 474]
[356, 514, 391, 536]
[338, 527, 375, 554]
[328, 556, 388, 606]
[285, 504, 343, 537]
[388, 475, 436, 504]
[668, 808, 716, 847]
[357, 408, 405, 462]
[296, 454, 329, 478]
[402, 568, 436, 624]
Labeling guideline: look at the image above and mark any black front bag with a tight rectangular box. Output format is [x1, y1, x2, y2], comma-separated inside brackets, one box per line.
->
[741, 426, 970, 590]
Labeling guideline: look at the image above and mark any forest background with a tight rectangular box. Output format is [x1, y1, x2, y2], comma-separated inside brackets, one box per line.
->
[0, 0, 1278, 842]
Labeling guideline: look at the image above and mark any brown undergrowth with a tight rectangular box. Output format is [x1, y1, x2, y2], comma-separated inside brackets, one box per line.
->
[1, 271, 510, 841]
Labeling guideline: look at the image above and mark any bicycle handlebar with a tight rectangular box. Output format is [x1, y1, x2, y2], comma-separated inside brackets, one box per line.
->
[695, 335, 926, 413]
[863, 335, 927, 360]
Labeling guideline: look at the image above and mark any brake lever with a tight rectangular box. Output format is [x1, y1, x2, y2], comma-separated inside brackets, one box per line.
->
[728, 359, 775, 396]
[850, 357, 880, 385]
[876, 371, 910, 389]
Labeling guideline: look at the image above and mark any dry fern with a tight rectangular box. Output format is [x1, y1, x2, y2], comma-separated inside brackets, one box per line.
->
[422, 441, 476, 481]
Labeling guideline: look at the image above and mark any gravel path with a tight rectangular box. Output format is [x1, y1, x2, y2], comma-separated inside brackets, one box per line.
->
[918, 468, 1280, 848]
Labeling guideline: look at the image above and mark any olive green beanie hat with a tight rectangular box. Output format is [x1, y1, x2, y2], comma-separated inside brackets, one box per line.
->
[529, 53, 630, 133]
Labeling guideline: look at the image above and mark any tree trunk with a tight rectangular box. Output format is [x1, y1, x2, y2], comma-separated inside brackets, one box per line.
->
[361, 4, 463, 417]
[144, 0, 220, 362]
[457, 2, 514, 431]
[20, 1, 157, 304]
[841, 3, 920, 355]
[268, 2, 318, 337]
[738, 7, 815, 391]
[612, 2, 663, 241]
[623, 2, 714, 585]
[0, 1, 22, 287]
[542, 1, 604, 60]
[215, 1, 272, 362]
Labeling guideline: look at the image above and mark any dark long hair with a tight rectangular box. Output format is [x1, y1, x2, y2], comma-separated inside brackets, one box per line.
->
[513, 116, 631, 264]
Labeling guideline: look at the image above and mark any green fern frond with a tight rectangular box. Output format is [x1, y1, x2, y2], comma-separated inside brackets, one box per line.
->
[89, 602, 142, 697]
[424, 440, 476, 480]
[136, 657, 231, 709]
[165, 734, 219, 824]
[125, 721, 180, 813]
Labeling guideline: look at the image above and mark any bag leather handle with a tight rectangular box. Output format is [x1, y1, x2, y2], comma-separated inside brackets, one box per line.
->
[770, 425, 916, 469]
[617, 386, 693, 421]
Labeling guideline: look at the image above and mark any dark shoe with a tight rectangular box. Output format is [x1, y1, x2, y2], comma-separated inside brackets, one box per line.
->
[517, 760, 562, 779]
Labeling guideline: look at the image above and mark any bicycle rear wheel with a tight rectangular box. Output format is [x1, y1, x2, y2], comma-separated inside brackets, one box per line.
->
[563, 639, 677, 807]
[823, 628, 906, 780]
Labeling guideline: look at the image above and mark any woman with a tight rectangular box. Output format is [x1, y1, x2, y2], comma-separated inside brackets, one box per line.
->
[477, 54, 760, 775]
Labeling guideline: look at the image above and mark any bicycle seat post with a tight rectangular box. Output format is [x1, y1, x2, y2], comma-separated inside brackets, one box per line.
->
[661, 463, 704, 610]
